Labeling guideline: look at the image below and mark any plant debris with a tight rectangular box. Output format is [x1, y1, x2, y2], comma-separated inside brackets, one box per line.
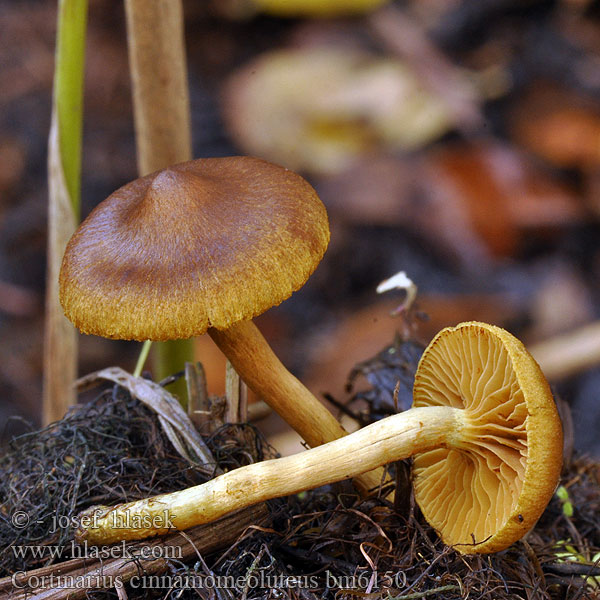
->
[0, 383, 272, 577]
[1, 346, 598, 599]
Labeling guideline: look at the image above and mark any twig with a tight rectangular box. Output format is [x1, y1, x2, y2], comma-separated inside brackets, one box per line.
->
[186, 361, 212, 431]
[247, 400, 271, 422]
[322, 392, 369, 427]
[544, 561, 600, 576]
[226, 360, 248, 424]
[388, 584, 460, 599]
[530, 321, 600, 381]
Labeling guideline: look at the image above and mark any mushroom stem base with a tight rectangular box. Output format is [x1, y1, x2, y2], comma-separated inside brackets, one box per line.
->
[76, 405, 462, 545]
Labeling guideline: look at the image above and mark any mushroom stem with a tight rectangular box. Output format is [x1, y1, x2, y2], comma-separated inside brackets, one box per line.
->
[209, 321, 346, 447]
[77, 405, 461, 545]
[208, 320, 387, 494]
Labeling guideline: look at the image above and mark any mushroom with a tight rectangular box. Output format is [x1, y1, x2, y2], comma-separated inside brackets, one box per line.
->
[223, 47, 454, 176]
[59, 156, 384, 494]
[76, 321, 563, 554]
[411, 321, 562, 553]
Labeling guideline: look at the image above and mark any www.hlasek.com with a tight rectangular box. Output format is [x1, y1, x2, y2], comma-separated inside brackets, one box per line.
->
[11, 539, 183, 562]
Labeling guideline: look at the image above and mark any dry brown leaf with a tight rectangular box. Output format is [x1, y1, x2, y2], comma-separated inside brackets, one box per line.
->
[419, 142, 584, 261]
[510, 83, 600, 169]
[317, 155, 416, 226]
[305, 293, 519, 405]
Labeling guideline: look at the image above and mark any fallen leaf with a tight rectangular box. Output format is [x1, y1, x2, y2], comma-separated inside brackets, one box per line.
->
[510, 83, 600, 169]
[305, 293, 519, 404]
[419, 142, 584, 261]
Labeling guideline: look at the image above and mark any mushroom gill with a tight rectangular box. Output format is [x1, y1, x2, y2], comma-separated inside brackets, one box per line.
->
[413, 324, 534, 548]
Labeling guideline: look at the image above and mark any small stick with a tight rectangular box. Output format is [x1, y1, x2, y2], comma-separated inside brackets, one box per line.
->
[530, 321, 600, 381]
[388, 585, 461, 600]
[247, 400, 271, 422]
[185, 361, 212, 431]
[225, 360, 248, 424]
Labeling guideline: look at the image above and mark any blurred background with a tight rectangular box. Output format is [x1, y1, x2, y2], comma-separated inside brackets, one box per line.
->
[2, 0, 600, 456]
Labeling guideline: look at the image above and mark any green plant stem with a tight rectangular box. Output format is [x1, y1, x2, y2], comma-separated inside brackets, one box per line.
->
[54, 0, 87, 217]
[133, 340, 153, 377]
[43, 0, 87, 424]
[154, 339, 195, 404]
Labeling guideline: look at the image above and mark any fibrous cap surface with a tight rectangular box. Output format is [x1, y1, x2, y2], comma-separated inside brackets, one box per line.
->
[59, 156, 330, 340]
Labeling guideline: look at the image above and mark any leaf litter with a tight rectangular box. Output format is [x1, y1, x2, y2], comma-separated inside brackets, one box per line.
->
[0, 342, 598, 600]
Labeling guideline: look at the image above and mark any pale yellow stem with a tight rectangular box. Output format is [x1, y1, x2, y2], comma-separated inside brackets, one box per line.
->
[125, 0, 191, 174]
[77, 406, 462, 545]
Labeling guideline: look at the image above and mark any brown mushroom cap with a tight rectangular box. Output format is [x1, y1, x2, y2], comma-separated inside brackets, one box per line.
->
[59, 156, 329, 341]
[412, 321, 563, 554]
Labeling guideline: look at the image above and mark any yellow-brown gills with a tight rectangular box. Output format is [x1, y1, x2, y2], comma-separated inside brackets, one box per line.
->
[59, 157, 329, 340]
[412, 321, 563, 554]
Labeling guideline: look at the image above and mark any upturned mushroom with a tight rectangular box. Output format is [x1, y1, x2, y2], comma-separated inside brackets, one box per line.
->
[59, 156, 384, 494]
[76, 322, 563, 554]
